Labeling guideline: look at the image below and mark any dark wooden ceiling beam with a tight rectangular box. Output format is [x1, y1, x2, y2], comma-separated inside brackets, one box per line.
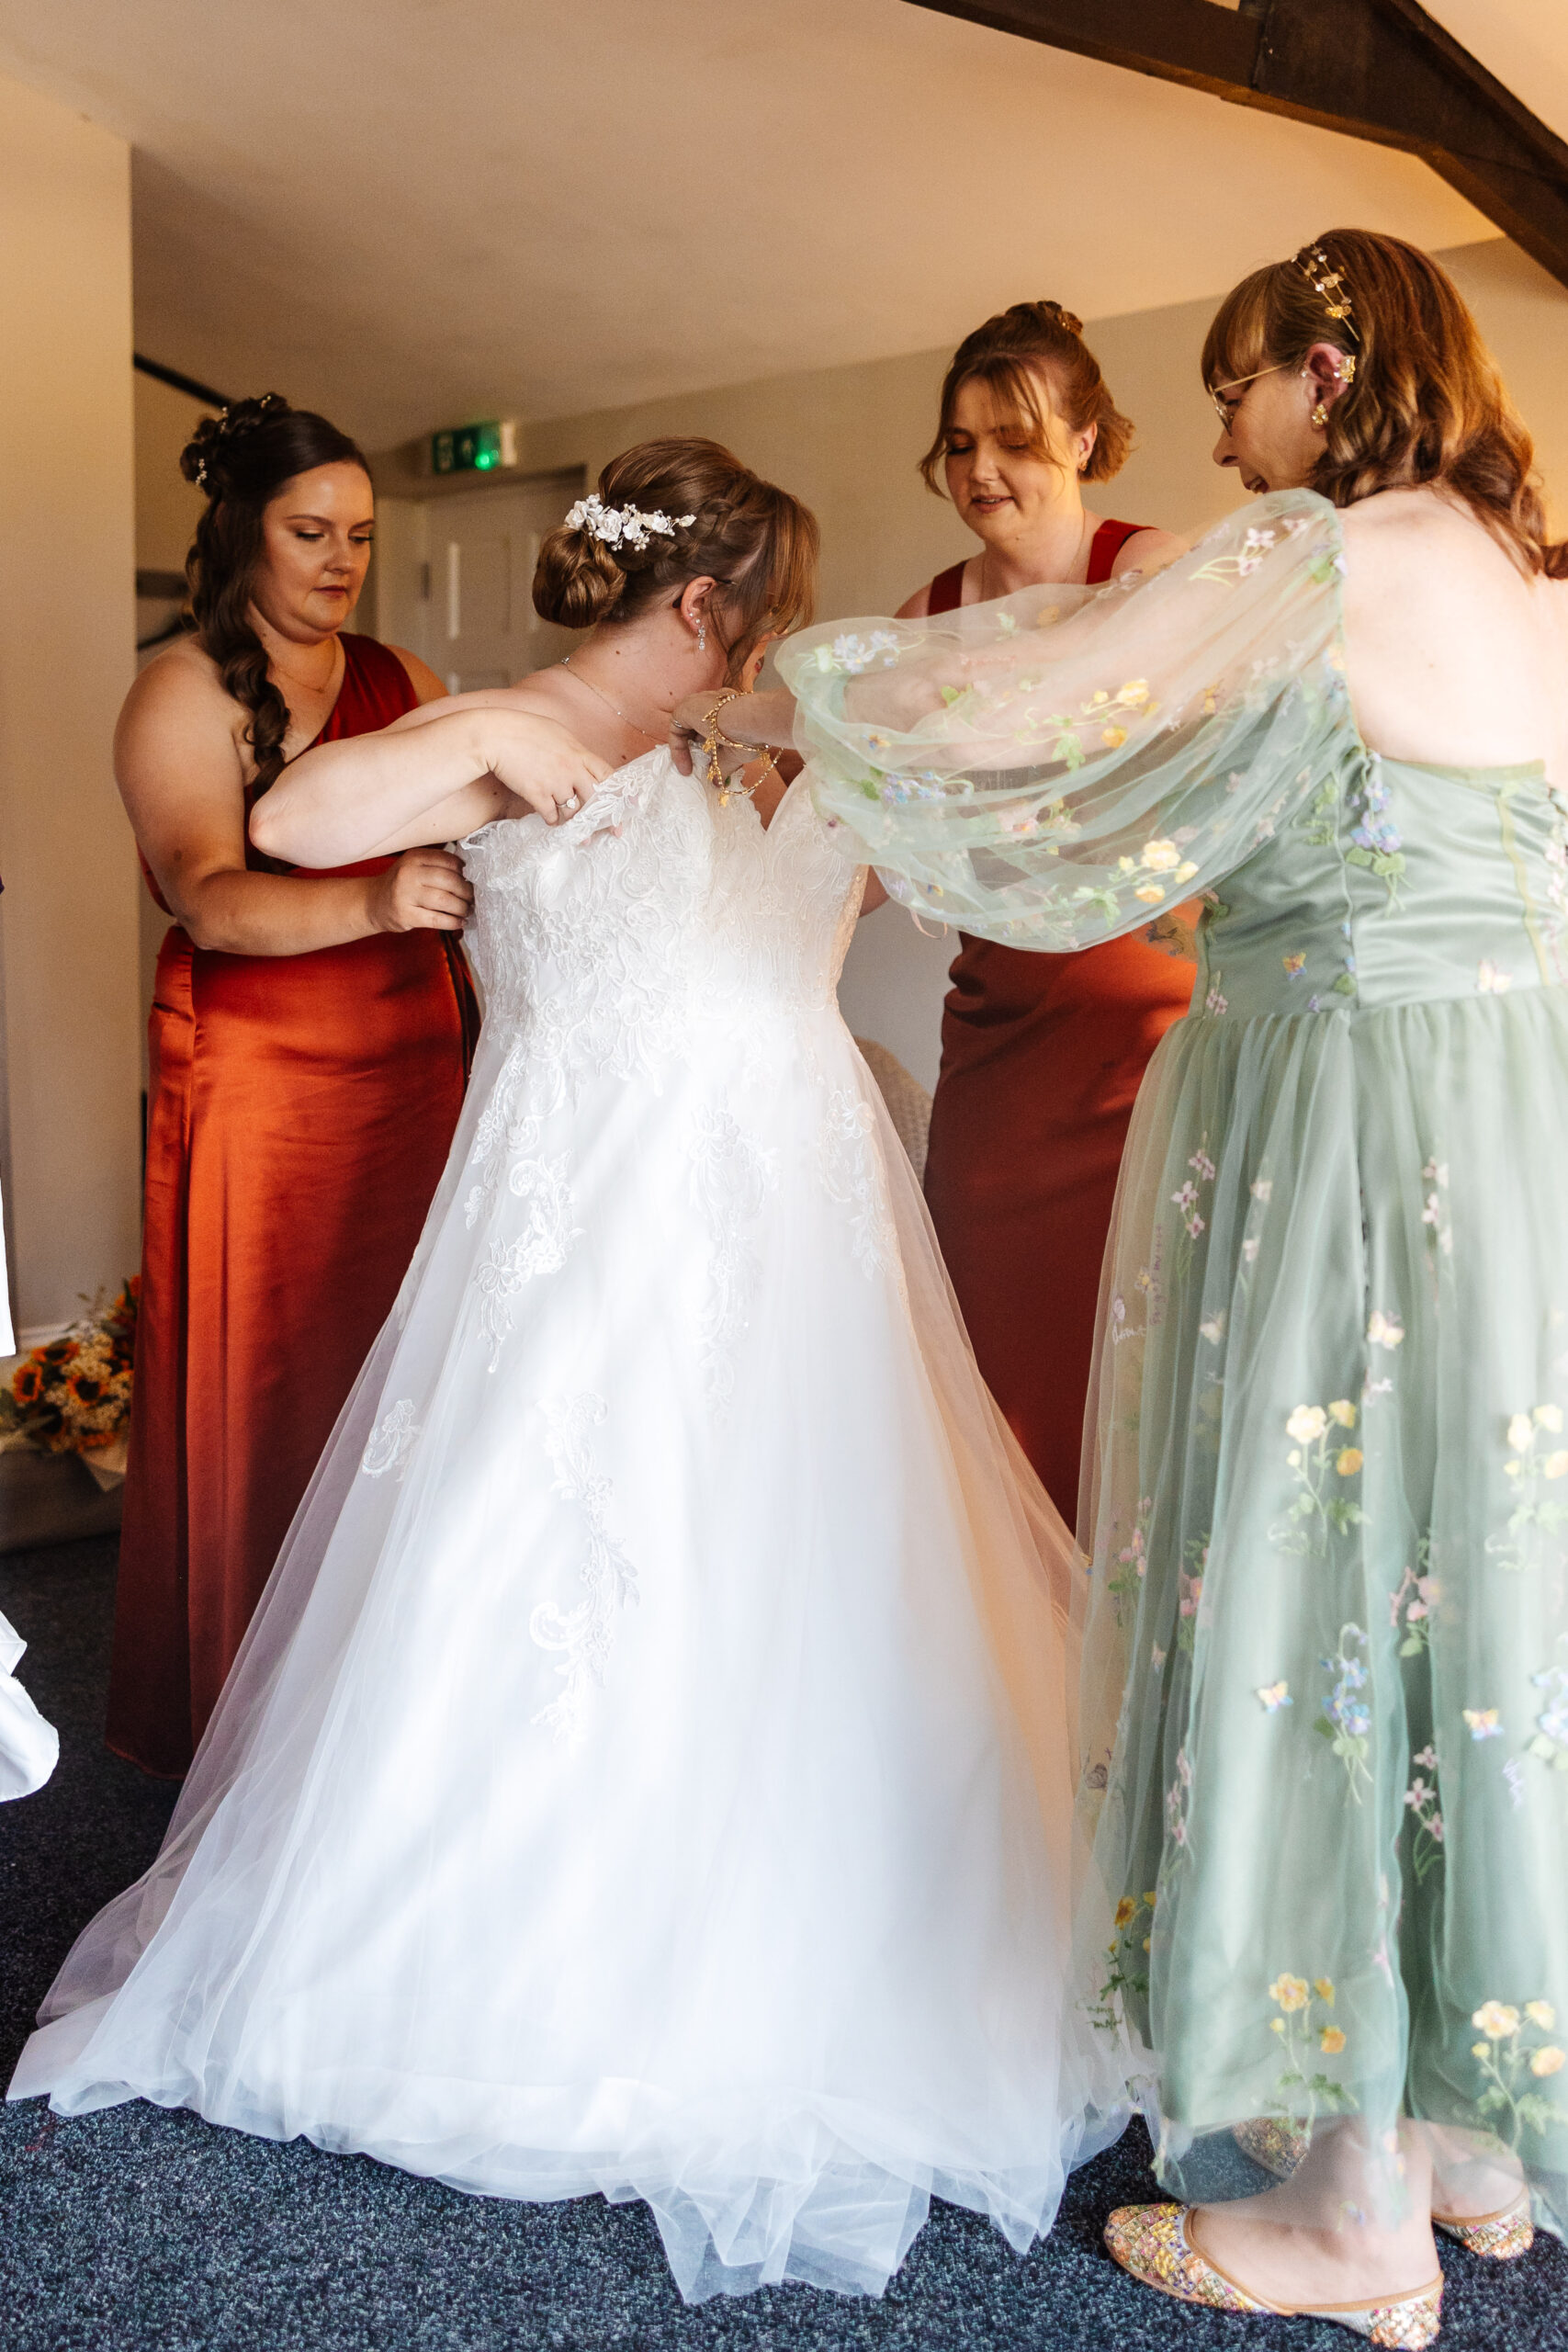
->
[905, 0, 1568, 293]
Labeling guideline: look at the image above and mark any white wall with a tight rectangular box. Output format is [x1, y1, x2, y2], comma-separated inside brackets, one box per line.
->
[0, 73, 139, 1341]
[378, 236, 1568, 1086]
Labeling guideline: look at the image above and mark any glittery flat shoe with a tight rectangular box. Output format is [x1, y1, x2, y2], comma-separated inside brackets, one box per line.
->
[1432, 2188, 1533, 2260]
[1104, 2202, 1444, 2346]
[1233, 2115, 1310, 2179]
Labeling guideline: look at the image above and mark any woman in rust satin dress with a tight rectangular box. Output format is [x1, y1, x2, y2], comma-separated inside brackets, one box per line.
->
[107, 397, 480, 1776]
[901, 304, 1196, 1524]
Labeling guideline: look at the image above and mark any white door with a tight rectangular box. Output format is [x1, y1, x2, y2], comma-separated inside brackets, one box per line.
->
[434, 479, 582, 693]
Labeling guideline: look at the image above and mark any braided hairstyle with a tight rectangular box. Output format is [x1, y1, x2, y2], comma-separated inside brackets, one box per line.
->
[180, 394, 370, 794]
[920, 300, 1135, 490]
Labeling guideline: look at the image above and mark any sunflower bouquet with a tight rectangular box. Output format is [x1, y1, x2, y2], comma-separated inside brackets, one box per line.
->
[1, 1279, 139, 1481]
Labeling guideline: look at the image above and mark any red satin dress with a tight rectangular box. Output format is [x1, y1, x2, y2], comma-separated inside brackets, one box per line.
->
[107, 634, 479, 1776]
[920, 523, 1198, 1525]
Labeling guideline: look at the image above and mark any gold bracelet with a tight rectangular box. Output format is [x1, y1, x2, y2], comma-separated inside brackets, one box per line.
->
[699, 690, 747, 793]
[717, 745, 777, 810]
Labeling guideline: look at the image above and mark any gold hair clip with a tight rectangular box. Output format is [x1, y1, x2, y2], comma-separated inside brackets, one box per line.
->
[1294, 244, 1360, 345]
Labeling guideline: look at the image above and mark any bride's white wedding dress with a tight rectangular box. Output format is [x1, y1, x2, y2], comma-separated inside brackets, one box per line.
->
[11, 753, 1111, 2300]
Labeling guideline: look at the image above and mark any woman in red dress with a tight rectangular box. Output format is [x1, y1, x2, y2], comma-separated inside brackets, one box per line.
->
[107, 396, 598, 1775]
[901, 303, 1195, 1525]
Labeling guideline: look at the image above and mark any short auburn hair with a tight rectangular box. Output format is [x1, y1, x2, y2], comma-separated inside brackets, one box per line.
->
[919, 300, 1134, 492]
[1203, 228, 1568, 578]
[534, 436, 818, 681]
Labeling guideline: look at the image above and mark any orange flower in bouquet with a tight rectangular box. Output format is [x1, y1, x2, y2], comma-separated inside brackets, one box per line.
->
[1, 1279, 140, 1465]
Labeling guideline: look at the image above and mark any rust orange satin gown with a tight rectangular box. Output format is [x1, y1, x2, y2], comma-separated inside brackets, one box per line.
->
[107, 633, 479, 1776]
[920, 524, 1198, 1524]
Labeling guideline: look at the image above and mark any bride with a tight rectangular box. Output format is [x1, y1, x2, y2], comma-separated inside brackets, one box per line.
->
[11, 437, 1115, 2301]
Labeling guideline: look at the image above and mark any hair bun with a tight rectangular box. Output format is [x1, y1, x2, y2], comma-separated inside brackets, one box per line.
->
[1036, 300, 1084, 338]
[180, 393, 290, 494]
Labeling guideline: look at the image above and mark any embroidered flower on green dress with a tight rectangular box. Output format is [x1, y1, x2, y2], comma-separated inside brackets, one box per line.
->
[1471, 1999, 1568, 2147]
[1276, 1404, 1366, 1555]
[1265, 1971, 1352, 2126]
[1489, 1406, 1568, 1572]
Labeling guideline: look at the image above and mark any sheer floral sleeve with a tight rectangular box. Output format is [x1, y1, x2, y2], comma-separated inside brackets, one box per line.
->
[779, 490, 1349, 947]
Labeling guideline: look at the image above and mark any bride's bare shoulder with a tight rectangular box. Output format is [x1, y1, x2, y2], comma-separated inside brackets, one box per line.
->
[382, 674, 577, 736]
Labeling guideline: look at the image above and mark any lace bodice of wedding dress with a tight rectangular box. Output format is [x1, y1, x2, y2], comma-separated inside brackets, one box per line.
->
[464, 750, 867, 1090]
[13, 751, 1110, 2303]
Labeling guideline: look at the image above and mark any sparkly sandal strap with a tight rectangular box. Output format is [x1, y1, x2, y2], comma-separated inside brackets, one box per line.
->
[1432, 2192, 1533, 2260]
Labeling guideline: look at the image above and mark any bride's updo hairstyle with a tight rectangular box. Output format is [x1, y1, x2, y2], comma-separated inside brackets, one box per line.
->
[534, 437, 818, 681]
[1203, 228, 1568, 578]
[180, 393, 371, 793]
[919, 301, 1135, 491]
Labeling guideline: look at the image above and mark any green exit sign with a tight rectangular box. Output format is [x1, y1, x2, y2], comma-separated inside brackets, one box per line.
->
[432, 419, 518, 475]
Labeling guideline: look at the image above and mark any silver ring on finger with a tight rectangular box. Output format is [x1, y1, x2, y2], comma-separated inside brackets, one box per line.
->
[562, 791, 581, 815]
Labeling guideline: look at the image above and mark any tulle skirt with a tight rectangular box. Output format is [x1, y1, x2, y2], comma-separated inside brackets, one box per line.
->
[1077, 988, 1568, 2230]
[12, 1004, 1115, 2299]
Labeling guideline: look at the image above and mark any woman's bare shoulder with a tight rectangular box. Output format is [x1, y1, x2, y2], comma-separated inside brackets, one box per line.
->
[1111, 526, 1185, 580]
[387, 644, 449, 705]
[895, 582, 933, 620]
[118, 638, 241, 741]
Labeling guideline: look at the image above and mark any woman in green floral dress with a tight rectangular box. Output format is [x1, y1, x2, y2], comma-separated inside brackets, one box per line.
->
[674, 231, 1568, 2344]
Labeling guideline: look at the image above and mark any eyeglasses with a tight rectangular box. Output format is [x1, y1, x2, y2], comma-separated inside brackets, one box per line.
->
[1209, 363, 1290, 431]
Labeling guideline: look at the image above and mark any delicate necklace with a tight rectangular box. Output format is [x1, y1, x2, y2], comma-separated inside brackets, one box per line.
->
[558, 654, 664, 743]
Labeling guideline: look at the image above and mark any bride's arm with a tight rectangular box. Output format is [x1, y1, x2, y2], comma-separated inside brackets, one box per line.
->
[251, 705, 611, 868]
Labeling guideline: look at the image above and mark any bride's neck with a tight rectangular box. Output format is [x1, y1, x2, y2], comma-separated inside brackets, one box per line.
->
[557, 619, 728, 754]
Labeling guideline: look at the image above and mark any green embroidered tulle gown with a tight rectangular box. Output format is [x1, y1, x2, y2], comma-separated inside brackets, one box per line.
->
[784, 488, 1568, 2230]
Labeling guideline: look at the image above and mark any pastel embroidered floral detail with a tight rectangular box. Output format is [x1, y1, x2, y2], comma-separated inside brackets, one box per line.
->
[1404, 1748, 1445, 1882]
[1267, 1972, 1352, 2126]
[1477, 958, 1514, 995]
[1275, 1400, 1365, 1555]
[1169, 1136, 1215, 1274]
[814, 628, 900, 675]
[1463, 1708, 1502, 1741]
[1257, 1680, 1292, 1713]
[1107, 1494, 1154, 1621]
[1192, 526, 1280, 585]
[1315, 1624, 1372, 1798]
[855, 766, 964, 812]
[1420, 1157, 1452, 1262]
[1391, 1550, 1438, 1655]
[1203, 979, 1229, 1016]
[1109, 1292, 1140, 1348]
[1199, 1310, 1226, 1345]
[1177, 1540, 1208, 1655]
[1368, 1308, 1405, 1350]
[1089, 1885, 1158, 2035]
[1527, 1660, 1568, 1770]
[1113, 831, 1199, 908]
[1346, 755, 1406, 907]
[1471, 1999, 1568, 2147]
[1282, 952, 1307, 978]
[1489, 1404, 1568, 1572]
[1301, 775, 1340, 849]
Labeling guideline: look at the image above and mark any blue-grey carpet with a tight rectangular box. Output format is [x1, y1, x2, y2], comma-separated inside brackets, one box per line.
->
[2, 1538, 1563, 2350]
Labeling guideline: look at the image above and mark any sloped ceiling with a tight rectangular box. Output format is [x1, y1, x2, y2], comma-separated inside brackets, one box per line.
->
[0, 0, 1498, 447]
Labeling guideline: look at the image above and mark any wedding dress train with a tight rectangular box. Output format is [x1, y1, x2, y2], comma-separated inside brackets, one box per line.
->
[12, 754, 1111, 2298]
